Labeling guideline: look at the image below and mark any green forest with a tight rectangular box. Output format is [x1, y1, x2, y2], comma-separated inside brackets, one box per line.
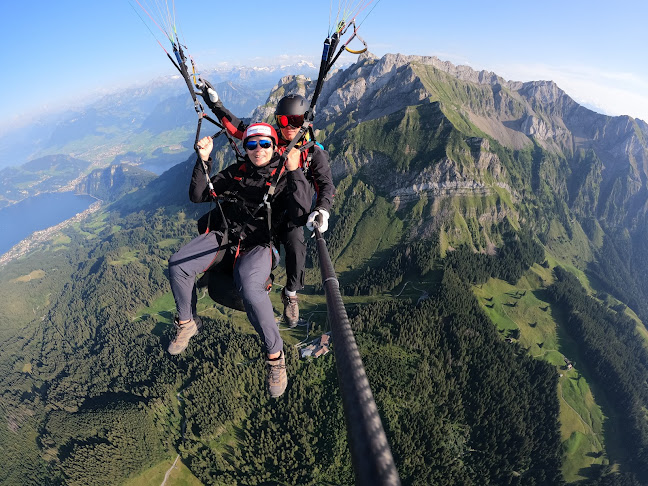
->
[0, 201, 560, 484]
[2, 185, 647, 485]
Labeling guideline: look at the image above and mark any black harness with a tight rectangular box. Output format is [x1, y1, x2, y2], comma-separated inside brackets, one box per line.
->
[198, 159, 286, 263]
[196, 160, 284, 311]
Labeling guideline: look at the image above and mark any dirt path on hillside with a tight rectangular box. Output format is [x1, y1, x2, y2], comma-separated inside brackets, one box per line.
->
[160, 454, 180, 486]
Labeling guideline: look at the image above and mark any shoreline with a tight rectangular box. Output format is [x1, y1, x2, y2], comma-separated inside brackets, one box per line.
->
[0, 199, 103, 267]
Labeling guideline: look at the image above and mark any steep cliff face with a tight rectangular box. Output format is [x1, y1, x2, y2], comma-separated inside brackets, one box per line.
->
[75, 164, 156, 202]
[253, 52, 648, 273]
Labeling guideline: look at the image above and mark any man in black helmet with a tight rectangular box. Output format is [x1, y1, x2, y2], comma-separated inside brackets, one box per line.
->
[196, 81, 334, 327]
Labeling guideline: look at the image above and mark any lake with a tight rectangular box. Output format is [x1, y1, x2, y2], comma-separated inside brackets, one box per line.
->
[0, 192, 96, 255]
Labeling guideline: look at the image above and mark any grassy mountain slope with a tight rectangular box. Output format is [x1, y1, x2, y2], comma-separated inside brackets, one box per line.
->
[306, 54, 648, 482]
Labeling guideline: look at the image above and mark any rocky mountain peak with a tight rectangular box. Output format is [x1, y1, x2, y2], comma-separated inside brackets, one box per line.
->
[254, 52, 648, 236]
[235, 52, 648, 237]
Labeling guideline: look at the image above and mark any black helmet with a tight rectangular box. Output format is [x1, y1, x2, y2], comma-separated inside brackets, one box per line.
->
[274, 94, 308, 129]
[275, 94, 307, 116]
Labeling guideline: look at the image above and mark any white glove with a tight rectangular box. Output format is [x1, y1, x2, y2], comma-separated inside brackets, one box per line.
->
[306, 208, 329, 233]
[196, 79, 219, 107]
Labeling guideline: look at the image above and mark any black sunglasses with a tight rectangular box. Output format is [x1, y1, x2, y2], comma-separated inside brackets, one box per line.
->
[275, 114, 305, 128]
[244, 139, 274, 151]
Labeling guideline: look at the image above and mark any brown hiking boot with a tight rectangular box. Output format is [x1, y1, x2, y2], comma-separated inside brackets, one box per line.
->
[168, 318, 199, 355]
[281, 289, 299, 328]
[266, 351, 287, 398]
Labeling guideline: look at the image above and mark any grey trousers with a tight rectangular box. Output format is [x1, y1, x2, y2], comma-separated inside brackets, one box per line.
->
[168, 233, 282, 355]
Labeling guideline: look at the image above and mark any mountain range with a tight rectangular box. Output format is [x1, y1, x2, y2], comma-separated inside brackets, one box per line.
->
[0, 61, 320, 173]
[1, 52, 647, 485]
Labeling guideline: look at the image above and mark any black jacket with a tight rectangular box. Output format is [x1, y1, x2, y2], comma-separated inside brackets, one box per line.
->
[207, 98, 334, 213]
[190, 155, 311, 251]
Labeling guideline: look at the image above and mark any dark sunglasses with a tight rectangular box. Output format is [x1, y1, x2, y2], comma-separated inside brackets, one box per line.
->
[244, 139, 274, 151]
[275, 114, 305, 128]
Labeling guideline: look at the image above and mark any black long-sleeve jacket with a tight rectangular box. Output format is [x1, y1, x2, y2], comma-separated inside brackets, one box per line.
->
[190, 155, 311, 251]
[208, 98, 334, 213]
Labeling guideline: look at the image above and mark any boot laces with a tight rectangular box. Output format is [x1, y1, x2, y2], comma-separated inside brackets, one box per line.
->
[173, 320, 195, 342]
[283, 291, 298, 312]
[267, 359, 286, 384]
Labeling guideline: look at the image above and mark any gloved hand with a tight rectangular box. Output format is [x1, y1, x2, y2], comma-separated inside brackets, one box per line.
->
[306, 208, 330, 233]
[195, 78, 219, 109]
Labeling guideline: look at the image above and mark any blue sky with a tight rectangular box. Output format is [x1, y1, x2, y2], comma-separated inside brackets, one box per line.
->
[2, 0, 648, 130]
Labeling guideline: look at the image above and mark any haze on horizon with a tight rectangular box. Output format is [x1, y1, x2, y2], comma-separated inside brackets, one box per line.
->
[2, 0, 648, 130]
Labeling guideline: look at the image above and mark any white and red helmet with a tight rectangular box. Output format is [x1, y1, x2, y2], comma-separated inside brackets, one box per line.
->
[243, 123, 278, 146]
